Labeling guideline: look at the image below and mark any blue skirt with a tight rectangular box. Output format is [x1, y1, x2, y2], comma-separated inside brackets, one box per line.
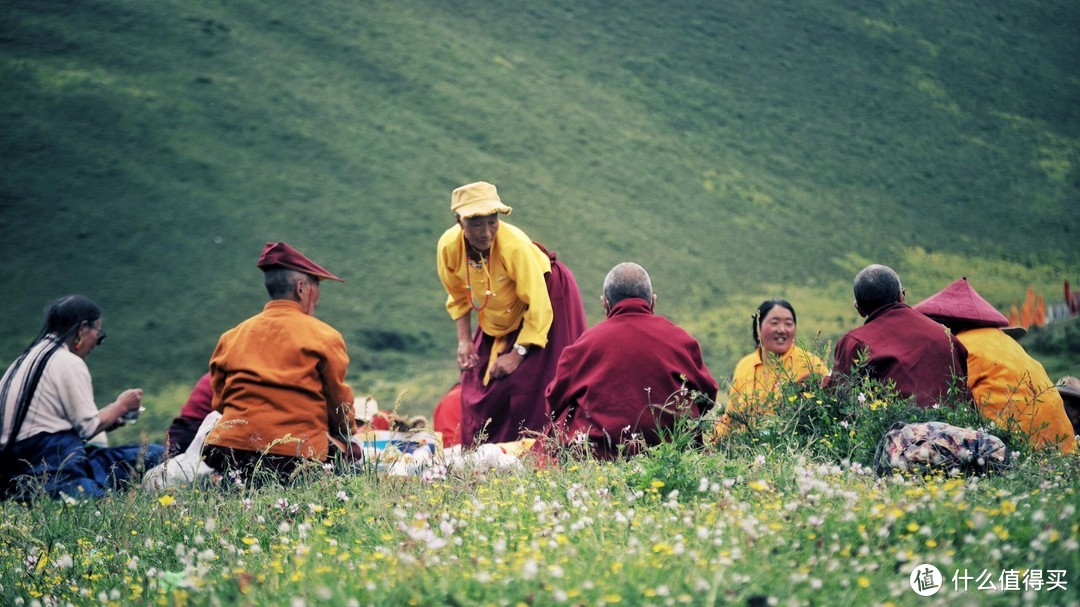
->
[2, 430, 165, 500]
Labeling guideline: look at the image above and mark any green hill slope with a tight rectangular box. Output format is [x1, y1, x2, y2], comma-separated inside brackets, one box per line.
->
[2, 0, 1078, 425]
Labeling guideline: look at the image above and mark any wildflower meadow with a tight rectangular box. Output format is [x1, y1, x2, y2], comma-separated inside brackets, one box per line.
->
[2, 376, 1078, 607]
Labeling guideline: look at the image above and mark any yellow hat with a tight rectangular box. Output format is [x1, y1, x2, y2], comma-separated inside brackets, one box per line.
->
[451, 181, 513, 219]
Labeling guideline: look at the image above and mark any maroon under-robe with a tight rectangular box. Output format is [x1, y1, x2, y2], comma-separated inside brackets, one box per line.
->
[542, 298, 719, 460]
[165, 372, 214, 455]
[459, 251, 587, 447]
[831, 302, 972, 408]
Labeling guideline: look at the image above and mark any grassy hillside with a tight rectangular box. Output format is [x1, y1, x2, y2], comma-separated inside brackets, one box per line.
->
[2, 0, 1078, 431]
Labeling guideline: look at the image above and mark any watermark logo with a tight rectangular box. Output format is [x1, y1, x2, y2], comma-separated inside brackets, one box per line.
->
[909, 563, 943, 596]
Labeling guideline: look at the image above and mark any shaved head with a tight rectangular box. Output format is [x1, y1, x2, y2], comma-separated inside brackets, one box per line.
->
[853, 264, 903, 315]
[603, 262, 653, 307]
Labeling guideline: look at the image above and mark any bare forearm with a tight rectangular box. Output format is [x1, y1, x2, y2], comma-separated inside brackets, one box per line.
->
[455, 314, 472, 342]
[96, 388, 143, 433]
[455, 314, 480, 369]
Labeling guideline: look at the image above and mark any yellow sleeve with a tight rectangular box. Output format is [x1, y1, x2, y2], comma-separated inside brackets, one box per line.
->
[714, 353, 759, 437]
[502, 238, 553, 348]
[726, 353, 761, 414]
[793, 347, 830, 379]
[436, 227, 472, 321]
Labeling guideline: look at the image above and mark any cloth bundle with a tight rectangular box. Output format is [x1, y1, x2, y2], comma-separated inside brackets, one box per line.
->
[873, 421, 1011, 475]
[142, 411, 222, 492]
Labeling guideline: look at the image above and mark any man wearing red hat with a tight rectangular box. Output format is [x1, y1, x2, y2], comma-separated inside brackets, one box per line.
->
[914, 277, 1075, 453]
[203, 242, 359, 484]
[830, 264, 972, 409]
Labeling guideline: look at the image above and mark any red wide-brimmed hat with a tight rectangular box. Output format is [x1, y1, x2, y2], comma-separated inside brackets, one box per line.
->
[256, 242, 344, 282]
[913, 277, 1008, 328]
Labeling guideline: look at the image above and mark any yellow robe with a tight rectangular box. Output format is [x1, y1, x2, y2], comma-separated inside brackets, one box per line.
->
[715, 345, 829, 435]
[437, 221, 553, 381]
[957, 327, 1075, 453]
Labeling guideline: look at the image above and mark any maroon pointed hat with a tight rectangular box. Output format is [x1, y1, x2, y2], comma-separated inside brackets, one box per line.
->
[912, 277, 1008, 328]
[256, 242, 344, 282]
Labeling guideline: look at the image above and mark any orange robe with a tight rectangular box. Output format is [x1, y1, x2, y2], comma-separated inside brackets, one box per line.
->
[716, 345, 828, 435]
[957, 327, 1075, 453]
[207, 300, 357, 460]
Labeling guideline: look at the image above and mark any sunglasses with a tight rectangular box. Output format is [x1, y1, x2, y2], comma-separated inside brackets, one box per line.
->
[85, 322, 107, 346]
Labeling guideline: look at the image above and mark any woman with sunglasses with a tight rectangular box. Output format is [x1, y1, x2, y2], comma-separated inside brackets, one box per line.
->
[0, 294, 164, 500]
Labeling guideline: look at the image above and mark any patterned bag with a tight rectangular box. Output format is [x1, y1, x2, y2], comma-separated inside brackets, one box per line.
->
[873, 421, 1011, 476]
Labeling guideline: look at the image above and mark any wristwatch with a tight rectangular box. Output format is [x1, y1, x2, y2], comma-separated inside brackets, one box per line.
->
[513, 343, 529, 357]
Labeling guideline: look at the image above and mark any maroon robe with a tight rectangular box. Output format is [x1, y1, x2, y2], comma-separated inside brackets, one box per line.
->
[459, 251, 587, 447]
[164, 372, 213, 456]
[832, 302, 971, 408]
[543, 298, 719, 460]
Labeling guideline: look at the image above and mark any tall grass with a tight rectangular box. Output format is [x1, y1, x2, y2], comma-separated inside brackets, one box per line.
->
[2, 380, 1077, 606]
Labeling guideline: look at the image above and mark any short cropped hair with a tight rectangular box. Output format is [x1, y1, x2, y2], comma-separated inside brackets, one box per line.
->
[264, 268, 307, 300]
[603, 262, 653, 307]
[853, 264, 902, 314]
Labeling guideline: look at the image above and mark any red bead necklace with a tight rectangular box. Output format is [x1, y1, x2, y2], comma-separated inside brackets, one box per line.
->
[465, 247, 494, 312]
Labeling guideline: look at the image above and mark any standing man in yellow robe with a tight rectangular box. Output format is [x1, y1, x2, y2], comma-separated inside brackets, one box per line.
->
[436, 182, 587, 447]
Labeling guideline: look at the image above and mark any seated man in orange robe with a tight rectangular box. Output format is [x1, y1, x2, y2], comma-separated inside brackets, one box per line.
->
[203, 242, 359, 485]
[914, 277, 1075, 453]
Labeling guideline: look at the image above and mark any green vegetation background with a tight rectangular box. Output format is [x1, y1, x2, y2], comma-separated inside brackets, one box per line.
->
[2, 0, 1078, 439]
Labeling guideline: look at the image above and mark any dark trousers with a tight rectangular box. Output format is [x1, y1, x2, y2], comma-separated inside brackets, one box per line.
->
[203, 444, 310, 487]
[1, 430, 165, 500]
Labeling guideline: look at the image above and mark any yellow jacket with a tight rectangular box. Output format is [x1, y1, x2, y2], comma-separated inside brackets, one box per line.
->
[437, 221, 553, 347]
[716, 345, 829, 435]
[957, 327, 1075, 453]
[207, 300, 357, 460]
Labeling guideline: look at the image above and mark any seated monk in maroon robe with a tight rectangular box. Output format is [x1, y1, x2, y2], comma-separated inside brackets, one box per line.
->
[538, 263, 719, 460]
[828, 264, 972, 408]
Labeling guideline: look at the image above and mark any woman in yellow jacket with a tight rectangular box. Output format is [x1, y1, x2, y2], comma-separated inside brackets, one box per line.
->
[716, 299, 829, 435]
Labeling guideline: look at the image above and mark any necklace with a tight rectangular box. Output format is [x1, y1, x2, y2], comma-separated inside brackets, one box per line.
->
[464, 246, 494, 312]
